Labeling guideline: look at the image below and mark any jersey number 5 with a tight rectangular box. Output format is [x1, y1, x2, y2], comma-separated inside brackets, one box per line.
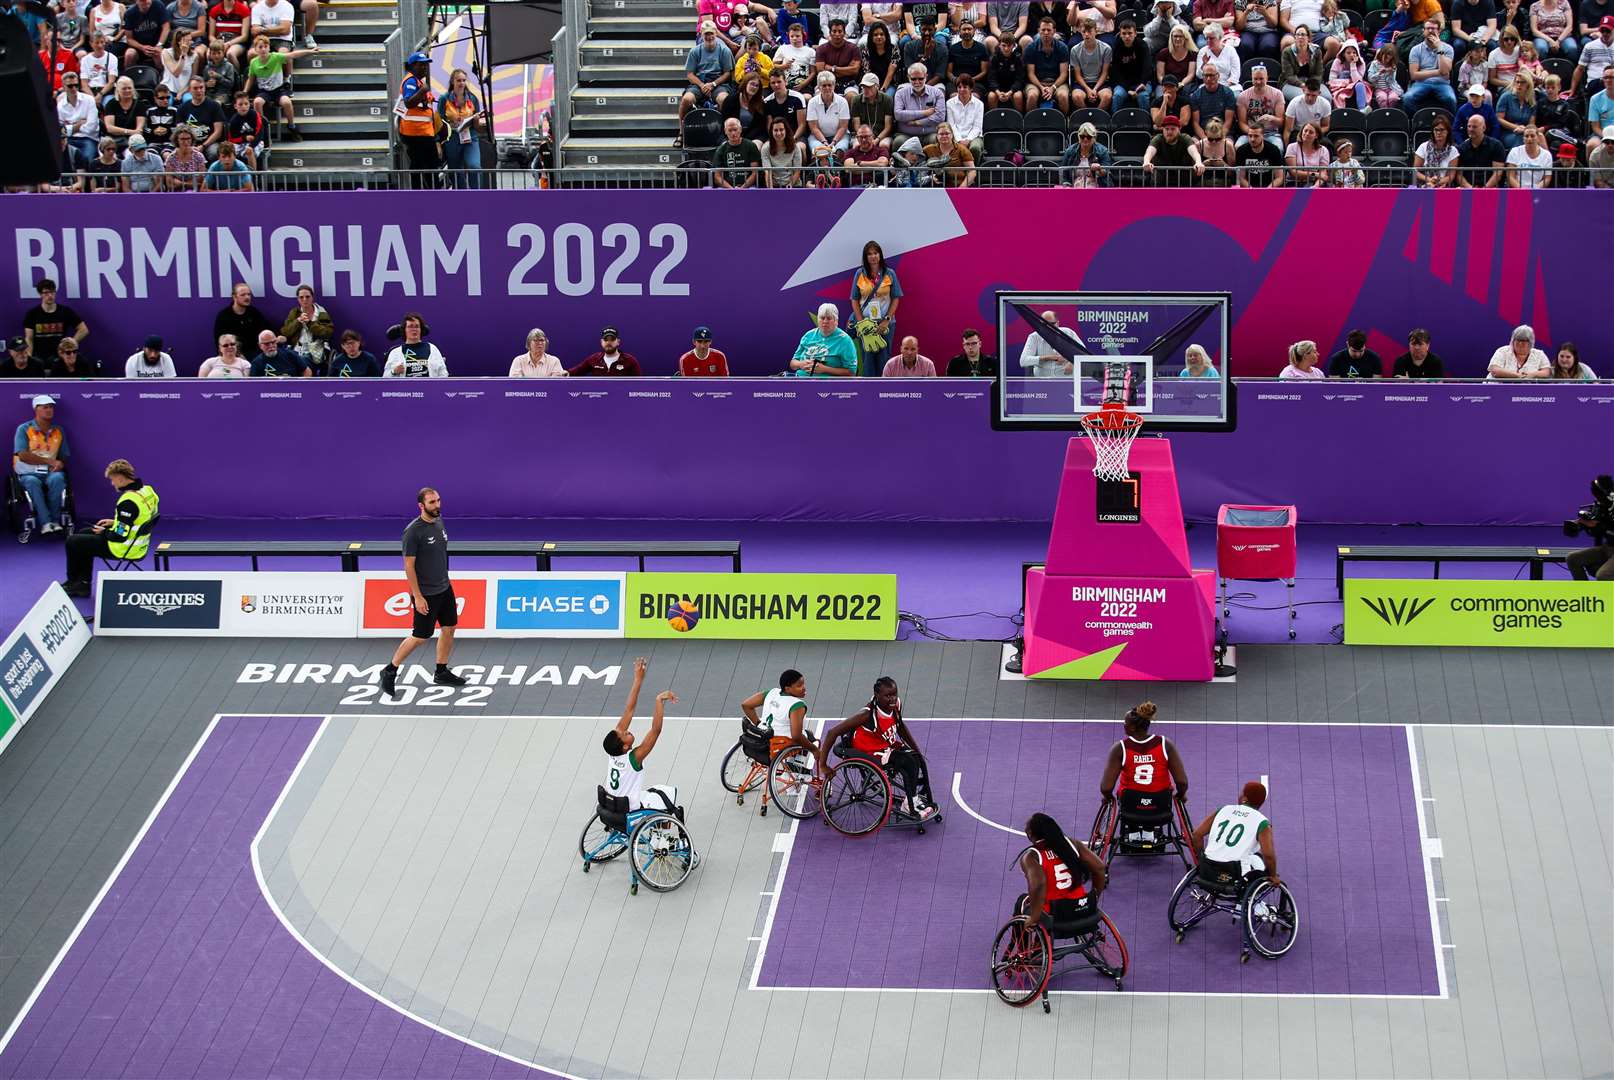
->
[1132, 763, 1154, 786]
[1052, 861, 1073, 890]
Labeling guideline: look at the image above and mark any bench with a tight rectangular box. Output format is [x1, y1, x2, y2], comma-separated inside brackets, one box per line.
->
[151, 539, 742, 574]
[1335, 545, 1579, 597]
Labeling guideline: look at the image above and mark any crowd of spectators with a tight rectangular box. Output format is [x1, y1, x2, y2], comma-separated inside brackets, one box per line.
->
[13, 0, 327, 192]
[677, 0, 1614, 185]
[1, 272, 1601, 381]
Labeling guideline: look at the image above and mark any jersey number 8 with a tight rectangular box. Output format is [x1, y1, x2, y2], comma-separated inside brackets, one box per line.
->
[1132, 763, 1154, 786]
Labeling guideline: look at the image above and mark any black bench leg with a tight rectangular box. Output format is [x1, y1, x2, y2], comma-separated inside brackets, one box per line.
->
[1530, 560, 1543, 580]
[1432, 560, 1439, 580]
[1336, 558, 1344, 598]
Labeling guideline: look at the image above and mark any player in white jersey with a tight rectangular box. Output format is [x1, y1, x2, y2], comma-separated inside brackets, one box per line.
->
[602, 657, 683, 816]
[1191, 780, 1279, 886]
[739, 668, 824, 771]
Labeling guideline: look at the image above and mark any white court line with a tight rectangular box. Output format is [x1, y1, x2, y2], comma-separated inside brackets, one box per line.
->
[0, 715, 223, 1058]
[250, 717, 579, 1079]
[1405, 724, 1451, 999]
[949, 772, 1023, 837]
[750, 985, 1445, 1000]
[747, 715, 819, 992]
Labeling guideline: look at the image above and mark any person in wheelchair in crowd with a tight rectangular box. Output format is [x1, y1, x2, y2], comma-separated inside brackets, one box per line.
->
[1015, 812, 1108, 931]
[739, 667, 824, 772]
[1093, 699, 1192, 862]
[602, 657, 687, 822]
[819, 676, 939, 821]
[1192, 779, 1279, 887]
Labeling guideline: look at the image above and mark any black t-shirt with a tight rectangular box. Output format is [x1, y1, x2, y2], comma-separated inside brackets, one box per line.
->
[1, 357, 46, 378]
[763, 90, 806, 132]
[123, 0, 170, 45]
[47, 353, 102, 377]
[1237, 139, 1283, 185]
[1456, 136, 1505, 185]
[1392, 350, 1446, 378]
[905, 1, 942, 27]
[143, 103, 178, 146]
[23, 303, 83, 361]
[1110, 36, 1149, 86]
[946, 351, 1000, 376]
[176, 97, 225, 142]
[85, 158, 122, 190]
[988, 47, 1024, 90]
[401, 516, 451, 595]
[1451, 0, 1496, 34]
[249, 349, 310, 377]
[947, 39, 990, 80]
[102, 99, 141, 135]
[213, 303, 271, 348]
[1581, 0, 1612, 29]
[328, 349, 381, 377]
[1327, 347, 1383, 378]
[1148, 132, 1195, 169]
[714, 138, 761, 185]
[227, 109, 267, 146]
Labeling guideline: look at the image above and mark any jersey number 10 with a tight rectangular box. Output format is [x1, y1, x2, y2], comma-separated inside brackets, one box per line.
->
[1213, 819, 1245, 847]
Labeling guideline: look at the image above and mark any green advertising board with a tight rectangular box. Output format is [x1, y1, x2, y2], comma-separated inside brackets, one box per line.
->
[626, 572, 898, 640]
[1345, 579, 1614, 648]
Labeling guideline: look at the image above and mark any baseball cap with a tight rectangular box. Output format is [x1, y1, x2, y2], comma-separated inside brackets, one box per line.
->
[1602, 13, 1614, 27]
[692, 326, 713, 341]
[1556, 142, 1578, 159]
[7, 336, 26, 351]
[1466, 83, 1486, 97]
[860, 72, 879, 87]
[1161, 113, 1181, 127]
[128, 133, 146, 148]
[143, 334, 163, 350]
[1605, 124, 1614, 139]
[407, 50, 429, 63]
[32, 394, 54, 408]
[600, 325, 619, 337]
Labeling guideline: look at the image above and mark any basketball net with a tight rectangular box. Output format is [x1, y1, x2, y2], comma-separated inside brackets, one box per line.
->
[1079, 403, 1143, 482]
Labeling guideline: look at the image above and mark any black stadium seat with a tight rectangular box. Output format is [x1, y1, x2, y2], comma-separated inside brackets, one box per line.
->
[976, 158, 1020, 185]
[1110, 129, 1151, 159]
[984, 107, 1025, 132]
[1024, 108, 1067, 132]
[124, 64, 160, 91]
[1243, 57, 1278, 85]
[984, 129, 1022, 157]
[1331, 107, 1367, 132]
[1068, 108, 1112, 131]
[1363, 8, 1390, 39]
[1025, 129, 1067, 156]
[682, 107, 723, 150]
[1112, 107, 1153, 130]
[1540, 57, 1574, 86]
[1367, 107, 1410, 158]
[1410, 107, 1453, 134]
[1332, 129, 1367, 157]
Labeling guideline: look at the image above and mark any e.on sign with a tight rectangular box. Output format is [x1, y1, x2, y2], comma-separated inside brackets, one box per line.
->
[362, 577, 488, 630]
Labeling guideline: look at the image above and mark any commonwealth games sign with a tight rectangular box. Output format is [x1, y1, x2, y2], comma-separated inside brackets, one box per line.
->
[1345, 580, 1614, 647]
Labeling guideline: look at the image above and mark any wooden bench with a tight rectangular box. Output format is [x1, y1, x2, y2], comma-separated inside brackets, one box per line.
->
[1335, 544, 1579, 597]
[151, 539, 742, 574]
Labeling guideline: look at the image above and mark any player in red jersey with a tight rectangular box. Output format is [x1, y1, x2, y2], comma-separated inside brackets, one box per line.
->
[1097, 699, 1189, 813]
[821, 676, 938, 820]
[1016, 812, 1107, 928]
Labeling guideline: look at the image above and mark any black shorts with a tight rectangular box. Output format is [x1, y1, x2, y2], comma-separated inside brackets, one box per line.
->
[256, 85, 286, 107]
[411, 585, 458, 638]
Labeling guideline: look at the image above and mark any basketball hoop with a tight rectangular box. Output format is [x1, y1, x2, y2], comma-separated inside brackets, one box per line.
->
[1079, 403, 1144, 482]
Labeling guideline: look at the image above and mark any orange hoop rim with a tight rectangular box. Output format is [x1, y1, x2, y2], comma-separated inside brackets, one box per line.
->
[1079, 403, 1144, 433]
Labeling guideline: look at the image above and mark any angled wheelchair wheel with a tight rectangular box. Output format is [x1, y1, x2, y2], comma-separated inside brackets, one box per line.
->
[990, 918, 1052, 1007]
[767, 744, 822, 819]
[1089, 800, 1115, 849]
[1243, 880, 1299, 958]
[1168, 868, 1221, 940]
[579, 811, 628, 868]
[1081, 913, 1129, 987]
[1173, 799, 1198, 869]
[821, 758, 891, 837]
[720, 742, 750, 795]
[628, 812, 697, 893]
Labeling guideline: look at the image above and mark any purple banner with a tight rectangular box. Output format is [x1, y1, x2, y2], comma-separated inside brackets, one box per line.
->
[8, 379, 1610, 525]
[2, 190, 1607, 379]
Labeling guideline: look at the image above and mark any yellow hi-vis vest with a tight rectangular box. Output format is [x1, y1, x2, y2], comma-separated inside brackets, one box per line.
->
[107, 482, 159, 560]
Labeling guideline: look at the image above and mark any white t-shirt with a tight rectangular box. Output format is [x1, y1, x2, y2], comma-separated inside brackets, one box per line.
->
[1486, 344, 1550, 378]
[605, 749, 647, 807]
[806, 93, 850, 140]
[759, 687, 806, 734]
[199, 355, 251, 377]
[1018, 324, 1078, 378]
[81, 50, 119, 91]
[1280, 0, 1323, 33]
[1505, 143, 1551, 189]
[125, 351, 177, 377]
[1201, 803, 1268, 869]
[250, 0, 295, 41]
[384, 343, 449, 377]
[773, 42, 817, 84]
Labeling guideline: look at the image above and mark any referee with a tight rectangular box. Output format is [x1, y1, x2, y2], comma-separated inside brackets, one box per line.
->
[380, 486, 466, 698]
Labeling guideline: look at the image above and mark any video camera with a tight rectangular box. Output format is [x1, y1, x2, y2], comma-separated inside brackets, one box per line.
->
[1563, 474, 1614, 540]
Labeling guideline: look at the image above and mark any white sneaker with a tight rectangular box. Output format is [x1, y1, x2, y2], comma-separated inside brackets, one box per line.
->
[40, 522, 61, 535]
[898, 797, 912, 815]
[914, 797, 937, 821]
[303, 33, 317, 47]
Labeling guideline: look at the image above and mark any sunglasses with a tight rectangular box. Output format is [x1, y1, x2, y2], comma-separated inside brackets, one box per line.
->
[59, 347, 77, 353]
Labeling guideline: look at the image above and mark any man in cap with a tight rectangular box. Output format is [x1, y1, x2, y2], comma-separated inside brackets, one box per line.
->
[1144, 113, 1206, 182]
[850, 71, 894, 145]
[1586, 64, 1614, 134]
[3, 338, 45, 378]
[569, 328, 644, 376]
[679, 327, 731, 376]
[681, 20, 735, 130]
[1572, 17, 1614, 99]
[120, 134, 165, 192]
[1588, 123, 1614, 186]
[396, 50, 440, 184]
[13, 395, 70, 537]
[125, 336, 178, 377]
[1456, 82, 1499, 138]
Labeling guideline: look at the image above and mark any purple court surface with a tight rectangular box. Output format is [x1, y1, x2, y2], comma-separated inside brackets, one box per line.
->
[0, 715, 550, 1080]
[757, 720, 1440, 998]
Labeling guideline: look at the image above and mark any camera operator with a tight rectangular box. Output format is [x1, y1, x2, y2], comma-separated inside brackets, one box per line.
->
[1566, 475, 1614, 582]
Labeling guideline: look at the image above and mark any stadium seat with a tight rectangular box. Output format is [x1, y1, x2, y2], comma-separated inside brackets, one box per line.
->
[676, 157, 711, 187]
[976, 158, 1020, 185]
[1024, 108, 1067, 133]
[1367, 111, 1409, 158]
[1024, 129, 1067, 156]
[1367, 157, 1410, 184]
[1541, 57, 1574, 86]
[1363, 8, 1390, 40]
[682, 108, 723, 150]
[1022, 158, 1063, 185]
[984, 108, 1025, 132]
[1110, 129, 1152, 158]
[124, 64, 159, 92]
[1068, 108, 1113, 131]
[984, 129, 1023, 157]
[1410, 107, 1452, 134]
[1243, 57, 1278, 86]
[1112, 107, 1153, 130]
[1332, 107, 1367, 132]
[1345, 7, 1363, 27]
[1332, 128, 1367, 157]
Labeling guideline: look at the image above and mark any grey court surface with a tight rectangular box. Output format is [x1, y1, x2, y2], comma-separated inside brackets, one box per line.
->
[1, 637, 1611, 1079]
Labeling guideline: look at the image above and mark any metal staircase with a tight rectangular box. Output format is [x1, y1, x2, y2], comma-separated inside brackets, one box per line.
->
[272, 0, 396, 171]
[563, 0, 694, 168]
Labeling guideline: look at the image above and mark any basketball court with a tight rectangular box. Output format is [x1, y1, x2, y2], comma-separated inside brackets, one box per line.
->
[1, 637, 1609, 1078]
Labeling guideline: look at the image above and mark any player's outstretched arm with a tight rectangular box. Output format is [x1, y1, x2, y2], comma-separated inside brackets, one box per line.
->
[816, 711, 867, 774]
[616, 657, 648, 735]
[637, 689, 675, 762]
[1098, 742, 1123, 800]
[740, 689, 766, 726]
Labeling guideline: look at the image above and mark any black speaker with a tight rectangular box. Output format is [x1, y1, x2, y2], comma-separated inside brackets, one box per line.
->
[0, 11, 63, 185]
[485, 0, 563, 65]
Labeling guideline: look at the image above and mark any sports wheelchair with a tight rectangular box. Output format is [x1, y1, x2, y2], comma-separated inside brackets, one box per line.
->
[991, 893, 1129, 1009]
[1167, 857, 1299, 963]
[578, 786, 698, 896]
[819, 737, 943, 838]
[1090, 790, 1196, 870]
[719, 720, 822, 819]
[6, 469, 75, 544]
